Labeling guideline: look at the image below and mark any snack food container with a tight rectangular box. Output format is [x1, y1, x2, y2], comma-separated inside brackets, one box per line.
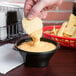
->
[14, 36, 59, 67]
[43, 25, 76, 48]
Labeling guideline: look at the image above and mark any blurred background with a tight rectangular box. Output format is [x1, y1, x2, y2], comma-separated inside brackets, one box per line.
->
[0, 0, 74, 24]
[0, 0, 75, 42]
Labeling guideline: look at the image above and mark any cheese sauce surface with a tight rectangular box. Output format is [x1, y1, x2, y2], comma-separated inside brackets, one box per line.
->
[18, 41, 56, 52]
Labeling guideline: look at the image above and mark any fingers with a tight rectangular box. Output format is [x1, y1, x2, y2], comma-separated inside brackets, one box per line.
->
[24, 0, 63, 19]
[27, 1, 45, 19]
[41, 10, 47, 19]
[38, 10, 48, 19]
[24, 0, 34, 17]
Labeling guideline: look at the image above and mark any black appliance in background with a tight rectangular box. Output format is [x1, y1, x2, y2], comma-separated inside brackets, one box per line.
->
[73, 2, 76, 16]
[6, 11, 18, 38]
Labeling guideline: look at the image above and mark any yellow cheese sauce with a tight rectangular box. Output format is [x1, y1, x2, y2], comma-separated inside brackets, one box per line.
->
[18, 41, 56, 52]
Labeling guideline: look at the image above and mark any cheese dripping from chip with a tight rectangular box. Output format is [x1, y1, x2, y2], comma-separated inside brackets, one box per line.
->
[22, 17, 43, 46]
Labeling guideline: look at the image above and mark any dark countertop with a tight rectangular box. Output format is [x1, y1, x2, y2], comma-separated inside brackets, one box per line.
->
[0, 45, 76, 76]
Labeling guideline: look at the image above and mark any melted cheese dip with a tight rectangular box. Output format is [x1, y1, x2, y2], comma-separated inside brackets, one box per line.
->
[19, 17, 56, 52]
[18, 41, 56, 52]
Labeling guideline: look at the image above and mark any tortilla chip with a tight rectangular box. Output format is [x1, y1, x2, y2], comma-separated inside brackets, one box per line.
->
[45, 30, 51, 34]
[63, 33, 71, 38]
[56, 29, 60, 35]
[22, 17, 43, 34]
[71, 30, 76, 38]
[67, 14, 76, 26]
[64, 25, 76, 36]
[58, 22, 68, 36]
[52, 26, 56, 35]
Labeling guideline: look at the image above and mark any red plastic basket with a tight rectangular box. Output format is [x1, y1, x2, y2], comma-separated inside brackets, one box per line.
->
[43, 25, 76, 48]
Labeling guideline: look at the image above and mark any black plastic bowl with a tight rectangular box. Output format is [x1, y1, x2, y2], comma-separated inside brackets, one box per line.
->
[14, 36, 60, 67]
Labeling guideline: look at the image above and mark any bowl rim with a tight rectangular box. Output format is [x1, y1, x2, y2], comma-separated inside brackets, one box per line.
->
[14, 36, 60, 54]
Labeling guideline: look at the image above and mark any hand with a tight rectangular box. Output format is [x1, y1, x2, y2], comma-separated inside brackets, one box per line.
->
[24, 0, 63, 19]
